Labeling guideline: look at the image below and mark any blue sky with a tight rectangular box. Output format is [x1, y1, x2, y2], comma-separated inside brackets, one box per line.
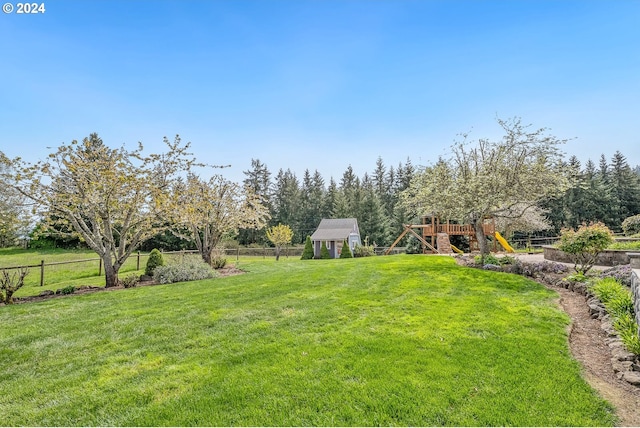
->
[1, 0, 639, 183]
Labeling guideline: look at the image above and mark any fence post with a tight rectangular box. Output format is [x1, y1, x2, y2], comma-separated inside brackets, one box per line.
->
[137, 251, 140, 270]
[98, 258, 102, 276]
[236, 248, 239, 262]
[40, 260, 44, 287]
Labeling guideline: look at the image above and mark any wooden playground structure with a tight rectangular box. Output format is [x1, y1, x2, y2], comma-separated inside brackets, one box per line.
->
[384, 214, 511, 255]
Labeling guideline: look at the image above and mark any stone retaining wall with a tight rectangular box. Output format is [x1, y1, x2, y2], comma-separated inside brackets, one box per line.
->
[543, 245, 631, 266]
[630, 254, 640, 338]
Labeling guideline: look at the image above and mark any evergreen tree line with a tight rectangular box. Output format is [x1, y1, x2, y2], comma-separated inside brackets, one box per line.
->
[238, 157, 416, 246]
[542, 151, 640, 234]
[22, 150, 640, 250]
[240, 150, 640, 247]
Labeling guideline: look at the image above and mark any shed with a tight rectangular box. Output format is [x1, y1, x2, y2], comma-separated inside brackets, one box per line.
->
[310, 218, 361, 259]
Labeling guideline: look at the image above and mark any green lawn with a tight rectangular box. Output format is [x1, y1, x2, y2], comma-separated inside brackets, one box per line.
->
[0, 255, 616, 426]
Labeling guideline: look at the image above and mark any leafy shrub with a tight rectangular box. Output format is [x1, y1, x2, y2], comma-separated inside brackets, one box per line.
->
[599, 264, 633, 288]
[353, 243, 375, 257]
[498, 255, 517, 265]
[339, 240, 353, 258]
[608, 293, 634, 318]
[121, 274, 139, 288]
[557, 222, 614, 274]
[614, 313, 640, 355]
[475, 254, 500, 265]
[590, 277, 640, 355]
[590, 277, 625, 304]
[319, 242, 331, 259]
[60, 285, 75, 295]
[145, 249, 165, 276]
[301, 236, 314, 260]
[210, 248, 227, 269]
[622, 214, 640, 236]
[153, 256, 217, 284]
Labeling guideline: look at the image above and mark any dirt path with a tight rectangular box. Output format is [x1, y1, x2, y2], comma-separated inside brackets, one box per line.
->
[545, 281, 640, 426]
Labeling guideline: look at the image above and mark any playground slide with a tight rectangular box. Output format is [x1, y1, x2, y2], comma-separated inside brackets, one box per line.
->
[494, 232, 515, 253]
[450, 244, 464, 254]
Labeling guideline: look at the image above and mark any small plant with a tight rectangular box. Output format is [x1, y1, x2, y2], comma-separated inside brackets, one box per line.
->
[145, 249, 165, 276]
[475, 254, 500, 265]
[614, 313, 640, 355]
[153, 256, 217, 284]
[339, 240, 353, 258]
[210, 248, 227, 269]
[353, 243, 375, 258]
[301, 236, 314, 260]
[319, 242, 331, 259]
[0, 268, 29, 304]
[557, 222, 614, 274]
[60, 285, 75, 295]
[599, 264, 633, 287]
[590, 277, 640, 355]
[565, 272, 589, 283]
[121, 274, 139, 288]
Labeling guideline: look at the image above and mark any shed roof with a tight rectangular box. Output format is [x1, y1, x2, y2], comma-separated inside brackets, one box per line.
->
[311, 218, 360, 241]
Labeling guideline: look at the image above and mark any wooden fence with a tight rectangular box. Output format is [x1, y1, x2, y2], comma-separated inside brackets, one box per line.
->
[0, 248, 306, 288]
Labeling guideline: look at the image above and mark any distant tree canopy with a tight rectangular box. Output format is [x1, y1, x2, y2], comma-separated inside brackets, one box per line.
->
[2, 124, 639, 256]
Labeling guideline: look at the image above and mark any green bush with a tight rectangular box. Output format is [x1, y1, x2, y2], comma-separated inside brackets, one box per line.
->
[589, 277, 622, 303]
[153, 256, 217, 284]
[60, 285, 75, 295]
[145, 249, 165, 276]
[121, 274, 139, 288]
[319, 242, 331, 259]
[474, 254, 500, 265]
[557, 222, 613, 274]
[210, 248, 227, 269]
[339, 240, 353, 258]
[353, 243, 375, 257]
[590, 277, 640, 355]
[301, 236, 314, 260]
[622, 214, 640, 236]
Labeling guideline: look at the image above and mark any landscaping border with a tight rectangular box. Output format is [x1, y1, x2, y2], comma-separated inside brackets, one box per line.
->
[543, 245, 631, 266]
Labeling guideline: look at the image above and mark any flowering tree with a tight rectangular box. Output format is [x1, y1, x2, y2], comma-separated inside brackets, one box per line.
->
[0, 134, 197, 287]
[266, 223, 294, 261]
[401, 117, 570, 260]
[170, 174, 270, 265]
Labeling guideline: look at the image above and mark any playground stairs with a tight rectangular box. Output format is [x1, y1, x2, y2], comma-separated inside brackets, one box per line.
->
[436, 233, 452, 254]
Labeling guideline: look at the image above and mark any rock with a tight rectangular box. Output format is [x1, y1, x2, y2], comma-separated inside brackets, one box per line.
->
[38, 290, 54, 297]
[588, 302, 603, 318]
[612, 347, 637, 362]
[573, 283, 586, 294]
[611, 359, 634, 372]
[622, 371, 640, 386]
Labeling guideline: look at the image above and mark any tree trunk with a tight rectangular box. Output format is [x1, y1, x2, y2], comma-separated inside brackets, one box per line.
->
[473, 217, 490, 263]
[202, 250, 212, 266]
[103, 260, 119, 288]
[275, 246, 281, 261]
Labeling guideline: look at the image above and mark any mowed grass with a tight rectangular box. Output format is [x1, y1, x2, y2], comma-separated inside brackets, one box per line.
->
[0, 255, 616, 426]
[0, 248, 287, 297]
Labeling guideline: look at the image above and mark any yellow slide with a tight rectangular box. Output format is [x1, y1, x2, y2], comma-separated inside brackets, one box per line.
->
[494, 232, 515, 253]
[450, 244, 464, 254]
